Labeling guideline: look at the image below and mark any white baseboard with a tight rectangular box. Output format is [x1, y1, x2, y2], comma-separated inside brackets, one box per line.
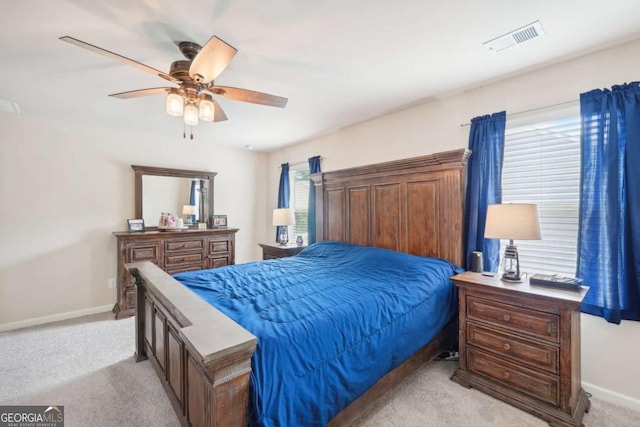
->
[582, 381, 640, 413]
[0, 304, 114, 333]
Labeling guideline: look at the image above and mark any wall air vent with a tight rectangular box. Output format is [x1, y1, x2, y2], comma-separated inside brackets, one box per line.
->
[483, 21, 546, 53]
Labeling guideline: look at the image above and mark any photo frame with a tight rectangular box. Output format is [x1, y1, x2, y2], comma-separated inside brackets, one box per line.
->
[211, 214, 228, 228]
[127, 218, 145, 233]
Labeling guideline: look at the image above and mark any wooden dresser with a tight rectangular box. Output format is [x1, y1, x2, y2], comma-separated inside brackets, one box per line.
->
[450, 271, 590, 426]
[113, 228, 238, 319]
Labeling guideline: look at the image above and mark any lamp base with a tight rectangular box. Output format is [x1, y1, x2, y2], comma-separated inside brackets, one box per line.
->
[277, 228, 289, 245]
[500, 272, 523, 283]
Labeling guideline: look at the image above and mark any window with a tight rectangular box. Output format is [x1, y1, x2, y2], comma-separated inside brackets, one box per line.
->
[501, 114, 581, 277]
[289, 164, 310, 243]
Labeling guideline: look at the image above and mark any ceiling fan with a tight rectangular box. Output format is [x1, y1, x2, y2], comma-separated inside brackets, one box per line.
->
[59, 35, 288, 137]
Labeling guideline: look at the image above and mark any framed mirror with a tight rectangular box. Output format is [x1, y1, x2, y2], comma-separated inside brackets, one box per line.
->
[132, 165, 217, 229]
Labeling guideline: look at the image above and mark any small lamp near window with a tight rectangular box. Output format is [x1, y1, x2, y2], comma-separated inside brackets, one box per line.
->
[182, 204, 197, 225]
[273, 208, 295, 245]
[484, 203, 542, 283]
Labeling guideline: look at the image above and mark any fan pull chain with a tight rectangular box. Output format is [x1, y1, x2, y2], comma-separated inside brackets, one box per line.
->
[190, 126, 194, 140]
[183, 122, 186, 139]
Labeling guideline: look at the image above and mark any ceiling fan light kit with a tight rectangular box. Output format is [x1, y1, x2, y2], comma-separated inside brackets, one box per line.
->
[183, 103, 199, 126]
[197, 93, 215, 122]
[59, 34, 288, 138]
[166, 89, 184, 117]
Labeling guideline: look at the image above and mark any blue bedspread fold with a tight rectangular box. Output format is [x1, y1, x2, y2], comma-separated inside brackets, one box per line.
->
[174, 241, 462, 426]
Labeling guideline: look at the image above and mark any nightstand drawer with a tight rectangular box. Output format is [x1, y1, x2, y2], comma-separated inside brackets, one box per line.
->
[467, 323, 559, 374]
[467, 296, 559, 343]
[467, 348, 559, 406]
[165, 239, 204, 252]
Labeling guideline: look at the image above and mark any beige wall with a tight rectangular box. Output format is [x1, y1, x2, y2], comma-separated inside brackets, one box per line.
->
[266, 38, 640, 409]
[0, 114, 268, 328]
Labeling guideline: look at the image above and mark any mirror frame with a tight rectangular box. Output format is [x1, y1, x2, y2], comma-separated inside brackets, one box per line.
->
[132, 165, 217, 229]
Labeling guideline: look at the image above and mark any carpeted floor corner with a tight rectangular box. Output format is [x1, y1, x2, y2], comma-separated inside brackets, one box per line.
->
[1, 312, 639, 426]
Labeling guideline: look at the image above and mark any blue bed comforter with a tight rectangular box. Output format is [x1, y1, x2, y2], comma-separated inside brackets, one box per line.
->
[173, 241, 462, 426]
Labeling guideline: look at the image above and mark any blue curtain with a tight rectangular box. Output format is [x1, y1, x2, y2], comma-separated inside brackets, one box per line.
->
[276, 163, 290, 241]
[189, 180, 196, 223]
[464, 111, 506, 271]
[578, 82, 640, 324]
[308, 156, 322, 245]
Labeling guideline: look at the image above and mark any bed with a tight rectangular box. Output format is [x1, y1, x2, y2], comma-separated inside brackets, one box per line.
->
[127, 148, 470, 426]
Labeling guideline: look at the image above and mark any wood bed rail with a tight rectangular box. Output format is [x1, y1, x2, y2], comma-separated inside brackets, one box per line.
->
[128, 261, 257, 427]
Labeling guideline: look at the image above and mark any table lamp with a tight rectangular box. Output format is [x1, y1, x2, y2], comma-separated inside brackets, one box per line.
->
[182, 205, 197, 225]
[484, 203, 541, 283]
[273, 208, 295, 245]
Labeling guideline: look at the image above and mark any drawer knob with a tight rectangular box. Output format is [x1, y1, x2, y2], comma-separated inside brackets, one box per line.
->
[503, 343, 511, 351]
[503, 314, 511, 322]
[503, 371, 511, 380]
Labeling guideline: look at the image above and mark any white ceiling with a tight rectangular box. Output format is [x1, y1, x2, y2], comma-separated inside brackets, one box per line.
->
[2, 0, 640, 151]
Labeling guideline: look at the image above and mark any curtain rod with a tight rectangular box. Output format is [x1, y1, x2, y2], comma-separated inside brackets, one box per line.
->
[278, 157, 324, 169]
[458, 100, 578, 128]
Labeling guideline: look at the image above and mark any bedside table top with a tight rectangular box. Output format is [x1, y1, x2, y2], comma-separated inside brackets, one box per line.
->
[258, 242, 307, 250]
[451, 271, 589, 305]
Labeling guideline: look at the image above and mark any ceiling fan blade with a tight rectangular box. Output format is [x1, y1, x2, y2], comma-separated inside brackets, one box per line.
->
[59, 36, 180, 84]
[109, 87, 171, 99]
[189, 36, 237, 83]
[211, 86, 288, 108]
[213, 101, 228, 122]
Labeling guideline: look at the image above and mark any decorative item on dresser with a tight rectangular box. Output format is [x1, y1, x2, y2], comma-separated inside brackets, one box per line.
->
[259, 241, 306, 260]
[113, 228, 237, 319]
[450, 271, 591, 427]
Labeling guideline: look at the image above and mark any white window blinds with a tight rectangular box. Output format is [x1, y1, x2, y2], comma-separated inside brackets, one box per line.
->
[289, 165, 310, 242]
[502, 115, 581, 277]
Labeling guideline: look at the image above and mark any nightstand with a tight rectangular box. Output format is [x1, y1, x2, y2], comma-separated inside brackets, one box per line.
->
[450, 271, 590, 427]
[259, 242, 306, 260]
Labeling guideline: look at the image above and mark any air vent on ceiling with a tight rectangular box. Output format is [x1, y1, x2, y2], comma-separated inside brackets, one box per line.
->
[0, 100, 20, 114]
[483, 21, 545, 53]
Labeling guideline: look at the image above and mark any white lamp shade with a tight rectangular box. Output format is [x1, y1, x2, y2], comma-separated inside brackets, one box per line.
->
[182, 205, 197, 215]
[198, 97, 215, 122]
[166, 91, 184, 117]
[484, 203, 542, 240]
[272, 208, 295, 226]
[184, 103, 199, 126]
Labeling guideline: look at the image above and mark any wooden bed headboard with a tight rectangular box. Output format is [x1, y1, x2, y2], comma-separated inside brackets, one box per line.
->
[312, 149, 470, 266]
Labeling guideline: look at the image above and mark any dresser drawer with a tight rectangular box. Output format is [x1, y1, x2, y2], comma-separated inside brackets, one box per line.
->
[467, 295, 559, 343]
[165, 252, 204, 267]
[127, 242, 162, 263]
[165, 239, 204, 252]
[165, 264, 204, 275]
[467, 323, 559, 374]
[208, 238, 231, 254]
[467, 348, 559, 406]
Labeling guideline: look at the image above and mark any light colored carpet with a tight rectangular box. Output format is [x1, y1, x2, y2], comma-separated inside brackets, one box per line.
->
[1, 312, 639, 427]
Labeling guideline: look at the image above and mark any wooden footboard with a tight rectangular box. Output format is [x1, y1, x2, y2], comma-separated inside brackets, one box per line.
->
[128, 261, 257, 427]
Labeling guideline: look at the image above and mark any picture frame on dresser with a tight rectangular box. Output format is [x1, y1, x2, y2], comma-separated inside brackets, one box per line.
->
[127, 218, 145, 232]
[211, 214, 227, 228]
